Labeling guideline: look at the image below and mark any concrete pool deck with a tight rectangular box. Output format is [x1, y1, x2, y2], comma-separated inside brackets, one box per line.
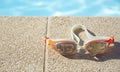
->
[0, 17, 120, 72]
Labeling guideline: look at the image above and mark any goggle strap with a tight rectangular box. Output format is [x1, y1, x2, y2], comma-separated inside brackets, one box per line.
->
[71, 24, 95, 44]
[44, 37, 49, 45]
[71, 32, 80, 44]
[106, 36, 114, 43]
[106, 36, 114, 47]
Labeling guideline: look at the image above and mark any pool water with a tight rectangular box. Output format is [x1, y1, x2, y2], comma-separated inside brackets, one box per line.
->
[0, 0, 120, 16]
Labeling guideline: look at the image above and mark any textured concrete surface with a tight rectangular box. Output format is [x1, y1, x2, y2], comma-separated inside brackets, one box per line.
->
[0, 17, 47, 72]
[0, 17, 120, 72]
[46, 17, 120, 72]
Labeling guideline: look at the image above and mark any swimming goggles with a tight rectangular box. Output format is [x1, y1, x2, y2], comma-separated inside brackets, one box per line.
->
[44, 24, 114, 57]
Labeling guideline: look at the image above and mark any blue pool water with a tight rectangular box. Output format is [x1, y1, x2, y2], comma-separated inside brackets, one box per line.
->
[0, 0, 120, 16]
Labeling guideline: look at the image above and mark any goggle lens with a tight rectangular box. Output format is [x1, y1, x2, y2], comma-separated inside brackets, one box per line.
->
[88, 42, 106, 51]
[55, 42, 76, 55]
[86, 42, 107, 56]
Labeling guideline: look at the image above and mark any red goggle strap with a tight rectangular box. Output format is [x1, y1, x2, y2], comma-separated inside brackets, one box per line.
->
[106, 36, 114, 43]
[106, 36, 114, 47]
[44, 37, 49, 45]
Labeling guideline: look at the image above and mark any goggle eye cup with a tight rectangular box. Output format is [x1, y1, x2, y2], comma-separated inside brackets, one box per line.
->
[85, 42, 107, 55]
[55, 42, 77, 55]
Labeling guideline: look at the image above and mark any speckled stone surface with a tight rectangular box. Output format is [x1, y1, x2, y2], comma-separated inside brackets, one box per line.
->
[0, 17, 47, 72]
[0, 17, 120, 72]
[46, 17, 120, 72]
